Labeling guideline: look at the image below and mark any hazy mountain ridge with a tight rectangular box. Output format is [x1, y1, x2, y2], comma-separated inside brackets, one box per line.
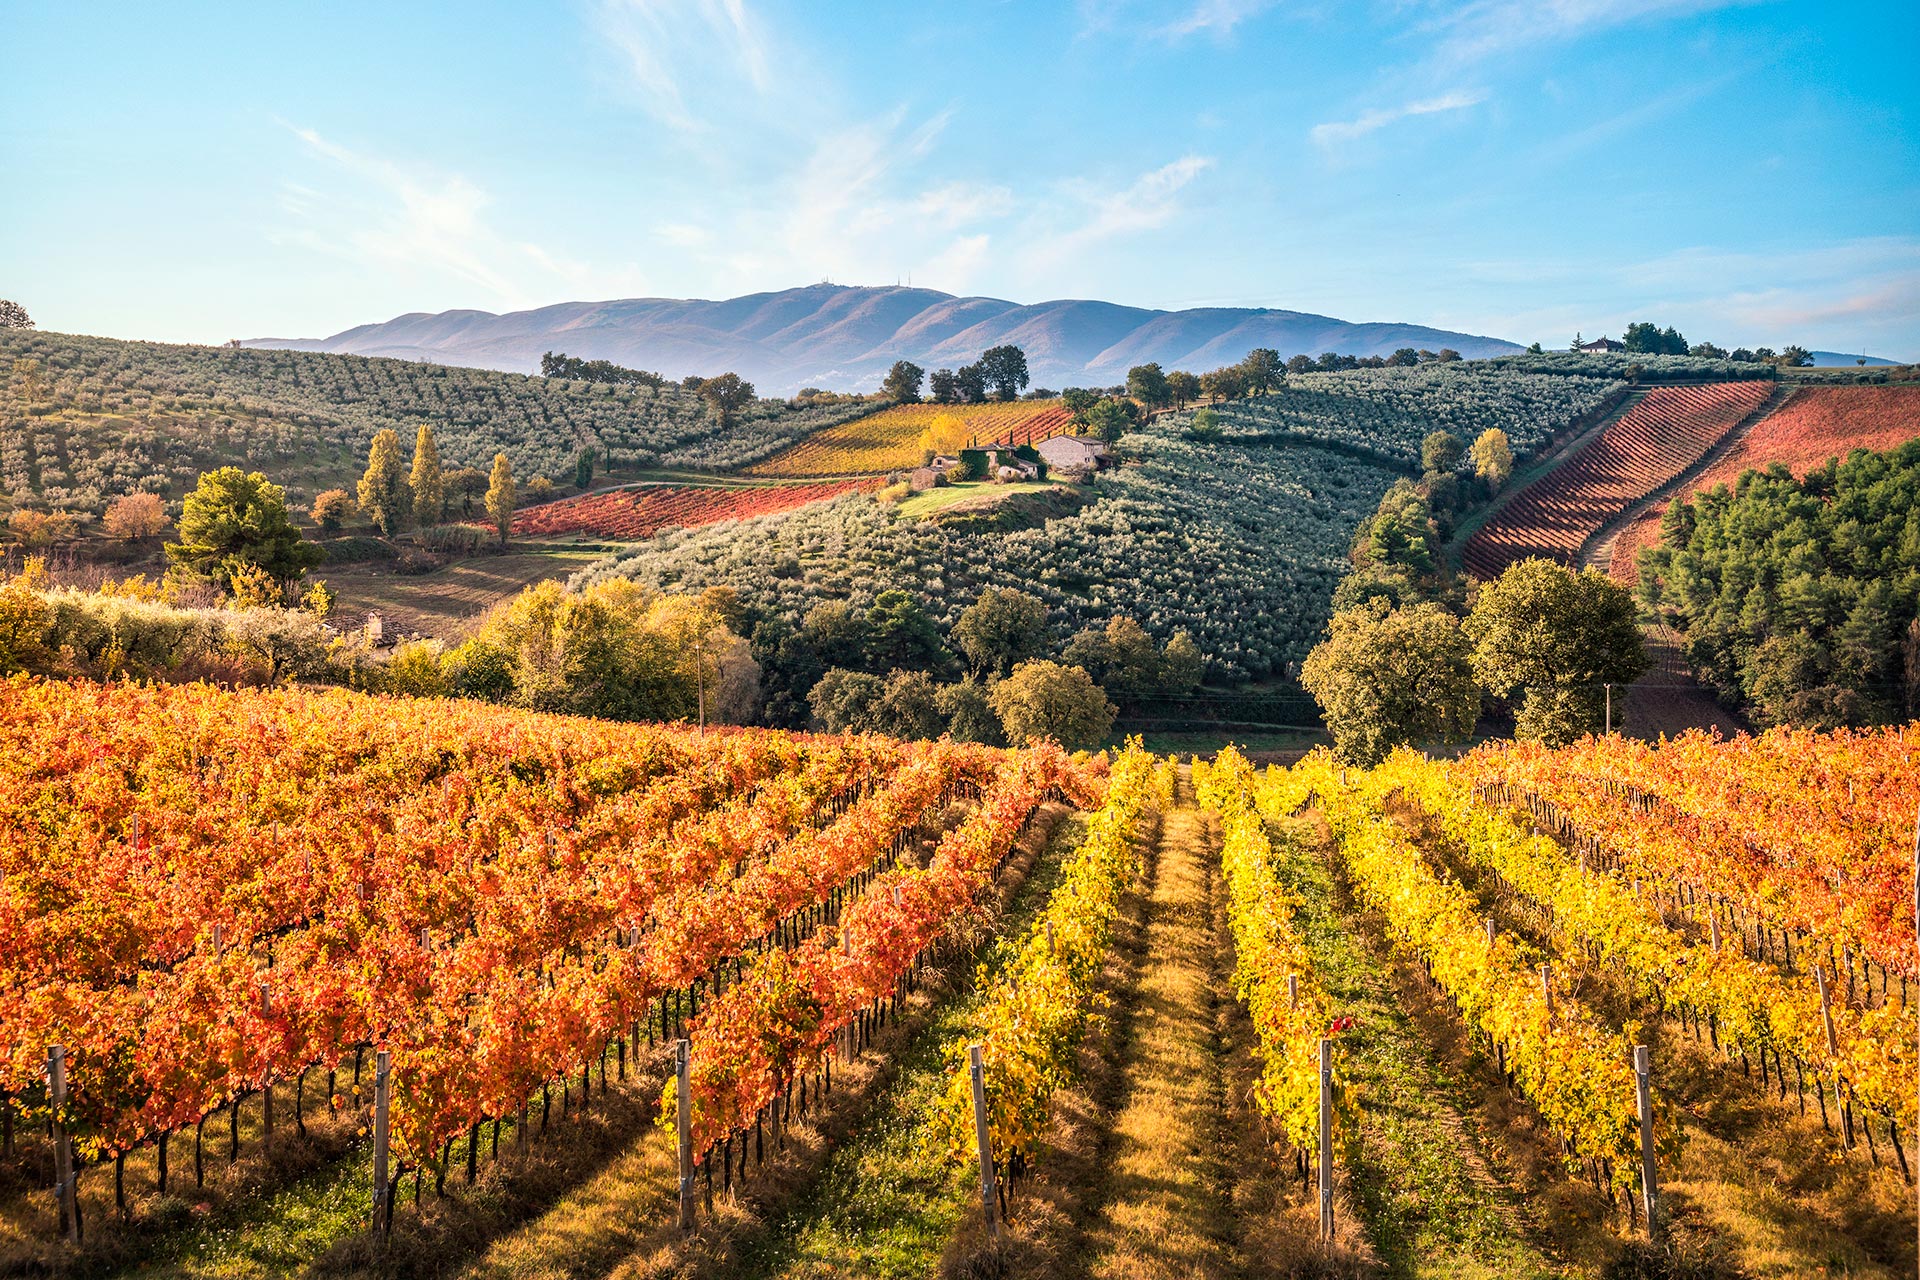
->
[245, 283, 1524, 394]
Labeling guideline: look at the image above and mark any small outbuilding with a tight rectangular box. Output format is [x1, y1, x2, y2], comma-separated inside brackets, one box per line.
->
[1035, 436, 1108, 473]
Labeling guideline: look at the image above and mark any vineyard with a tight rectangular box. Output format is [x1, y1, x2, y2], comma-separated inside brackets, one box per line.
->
[745, 401, 1075, 477]
[1, 676, 1914, 1278]
[1462, 381, 1775, 579]
[1609, 385, 1920, 583]
[507, 480, 881, 539]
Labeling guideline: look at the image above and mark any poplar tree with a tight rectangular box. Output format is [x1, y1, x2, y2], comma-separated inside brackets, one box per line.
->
[484, 453, 516, 546]
[410, 423, 444, 527]
[357, 429, 410, 536]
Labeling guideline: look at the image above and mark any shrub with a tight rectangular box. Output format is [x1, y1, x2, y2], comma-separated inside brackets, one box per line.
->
[311, 488, 355, 531]
[384, 639, 452, 697]
[989, 660, 1115, 750]
[102, 493, 169, 540]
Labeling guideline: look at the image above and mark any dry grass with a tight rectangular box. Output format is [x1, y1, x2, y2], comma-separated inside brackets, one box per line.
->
[939, 807, 1164, 1280]
[1077, 799, 1239, 1280]
[960, 772, 1366, 1280]
[0, 1074, 368, 1276]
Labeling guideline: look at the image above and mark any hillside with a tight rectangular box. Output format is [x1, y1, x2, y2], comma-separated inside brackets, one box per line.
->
[0, 330, 871, 517]
[578, 366, 1619, 687]
[1460, 382, 1777, 579]
[243, 283, 1523, 395]
[1609, 384, 1920, 583]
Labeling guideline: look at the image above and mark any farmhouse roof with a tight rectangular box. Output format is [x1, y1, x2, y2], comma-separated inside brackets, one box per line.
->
[1034, 435, 1107, 466]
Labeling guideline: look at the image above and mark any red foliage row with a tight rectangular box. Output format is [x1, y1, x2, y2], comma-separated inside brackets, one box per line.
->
[1463, 382, 1773, 580]
[677, 744, 1095, 1155]
[981, 404, 1076, 448]
[511, 480, 880, 539]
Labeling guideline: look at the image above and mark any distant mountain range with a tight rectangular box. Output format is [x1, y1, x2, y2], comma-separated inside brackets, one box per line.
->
[244, 284, 1524, 395]
[1808, 351, 1898, 367]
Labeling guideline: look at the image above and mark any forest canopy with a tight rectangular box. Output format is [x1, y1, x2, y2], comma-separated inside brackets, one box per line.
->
[1637, 440, 1920, 728]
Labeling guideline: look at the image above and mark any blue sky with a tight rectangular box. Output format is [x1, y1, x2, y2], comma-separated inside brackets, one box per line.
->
[5, 0, 1917, 358]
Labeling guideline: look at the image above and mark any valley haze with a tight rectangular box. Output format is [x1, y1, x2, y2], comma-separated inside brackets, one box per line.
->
[244, 282, 1523, 396]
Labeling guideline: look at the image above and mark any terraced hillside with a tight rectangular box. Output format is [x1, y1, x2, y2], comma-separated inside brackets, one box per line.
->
[1461, 382, 1775, 579]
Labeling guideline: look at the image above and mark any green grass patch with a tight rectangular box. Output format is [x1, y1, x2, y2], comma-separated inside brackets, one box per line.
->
[120, 1148, 375, 1279]
[890, 480, 1057, 520]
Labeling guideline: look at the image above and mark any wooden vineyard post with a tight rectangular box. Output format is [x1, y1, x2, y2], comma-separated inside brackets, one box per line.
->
[1815, 965, 1840, 1057]
[1288, 973, 1298, 1010]
[49, 1046, 78, 1244]
[676, 1041, 695, 1233]
[1604, 683, 1612, 735]
[260, 985, 273, 1148]
[969, 1044, 999, 1240]
[1633, 1045, 1660, 1240]
[1318, 1038, 1334, 1240]
[370, 1050, 391, 1240]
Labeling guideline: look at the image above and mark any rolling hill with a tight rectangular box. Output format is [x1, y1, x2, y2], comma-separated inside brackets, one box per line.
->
[243, 283, 1523, 396]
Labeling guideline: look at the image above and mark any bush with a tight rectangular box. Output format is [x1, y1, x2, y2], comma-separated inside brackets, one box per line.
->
[417, 524, 489, 556]
[102, 492, 169, 540]
[384, 639, 452, 697]
[311, 489, 355, 531]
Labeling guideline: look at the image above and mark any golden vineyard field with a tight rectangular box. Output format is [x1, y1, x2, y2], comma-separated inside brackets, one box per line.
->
[747, 400, 1077, 476]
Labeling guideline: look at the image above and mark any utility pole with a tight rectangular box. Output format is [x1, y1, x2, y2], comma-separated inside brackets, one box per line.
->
[695, 635, 707, 736]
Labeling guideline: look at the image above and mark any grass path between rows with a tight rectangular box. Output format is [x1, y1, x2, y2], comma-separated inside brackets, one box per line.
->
[1277, 814, 1567, 1280]
[1076, 794, 1241, 1280]
[1410, 798, 1916, 1278]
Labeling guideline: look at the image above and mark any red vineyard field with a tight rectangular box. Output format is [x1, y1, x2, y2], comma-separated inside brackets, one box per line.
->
[1463, 382, 1774, 580]
[0, 678, 1101, 1181]
[511, 480, 880, 539]
[1610, 385, 1920, 583]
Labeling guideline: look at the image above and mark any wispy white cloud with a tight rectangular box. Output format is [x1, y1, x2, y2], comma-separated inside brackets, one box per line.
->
[1075, 0, 1279, 41]
[589, 0, 773, 133]
[1530, 64, 1748, 162]
[1422, 0, 1759, 70]
[1165, 0, 1281, 38]
[1035, 155, 1216, 263]
[1311, 89, 1487, 147]
[924, 234, 993, 291]
[1469, 236, 1920, 358]
[276, 126, 645, 307]
[916, 182, 1017, 229]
